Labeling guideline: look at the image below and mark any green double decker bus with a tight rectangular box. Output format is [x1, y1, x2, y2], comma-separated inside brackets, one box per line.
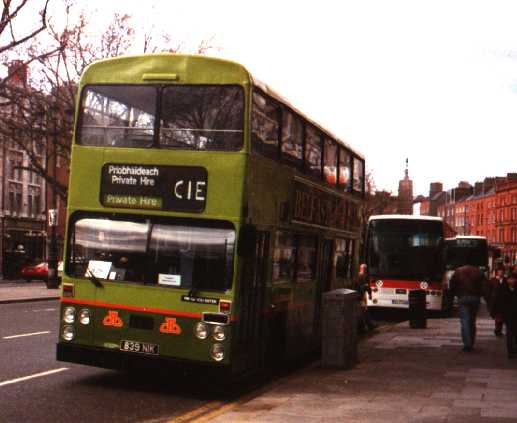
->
[57, 54, 365, 378]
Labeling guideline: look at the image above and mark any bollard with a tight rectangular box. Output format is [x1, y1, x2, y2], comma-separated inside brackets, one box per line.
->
[321, 289, 359, 369]
[408, 289, 427, 328]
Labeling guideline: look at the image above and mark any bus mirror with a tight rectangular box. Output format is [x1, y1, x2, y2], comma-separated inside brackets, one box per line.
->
[238, 224, 257, 258]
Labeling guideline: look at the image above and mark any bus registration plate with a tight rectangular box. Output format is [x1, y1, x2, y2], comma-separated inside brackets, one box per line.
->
[392, 299, 408, 305]
[120, 340, 159, 355]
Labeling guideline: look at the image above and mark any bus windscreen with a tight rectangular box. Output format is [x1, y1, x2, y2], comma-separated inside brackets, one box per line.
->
[79, 85, 244, 150]
[367, 219, 443, 280]
[445, 238, 488, 269]
[68, 216, 235, 291]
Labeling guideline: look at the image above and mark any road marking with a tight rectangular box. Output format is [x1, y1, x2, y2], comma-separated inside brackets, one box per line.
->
[3, 331, 51, 339]
[0, 368, 69, 387]
[167, 401, 224, 423]
[188, 401, 242, 423]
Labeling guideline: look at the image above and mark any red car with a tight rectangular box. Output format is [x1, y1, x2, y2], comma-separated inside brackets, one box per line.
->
[20, 261, 63, 283]
[20, 262, 49, 282]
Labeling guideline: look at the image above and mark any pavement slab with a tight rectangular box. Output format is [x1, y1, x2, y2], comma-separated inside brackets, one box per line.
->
[203, 311, 517, 423]
[2, 280, 516, 422]
[0, 280, 59, 303]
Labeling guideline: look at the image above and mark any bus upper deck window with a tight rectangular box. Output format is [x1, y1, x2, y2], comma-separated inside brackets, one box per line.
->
[251, 91, 280, 159]
[281, 110, 303, 165]
[339, 148, 352, 192]
[159, 85, 244, 151]
[353, 157, 365, 194]
[79, 85, 156, 148]
[304, 126, 322, 178]
[323, 138, 337, 186]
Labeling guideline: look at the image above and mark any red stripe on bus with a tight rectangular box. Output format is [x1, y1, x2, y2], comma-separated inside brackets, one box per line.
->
[61, 297, 236, 321]
[370, 279, 442, 290]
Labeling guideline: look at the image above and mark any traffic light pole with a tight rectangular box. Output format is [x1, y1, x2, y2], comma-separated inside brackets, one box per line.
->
[46, 105, 59, 289]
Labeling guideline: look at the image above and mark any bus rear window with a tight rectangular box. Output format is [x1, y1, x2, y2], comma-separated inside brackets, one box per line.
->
[69, 216, 235, 291]
[78, 85, 244, 151]
[79, 85, 156, 147]
[160, 86, 244, 150]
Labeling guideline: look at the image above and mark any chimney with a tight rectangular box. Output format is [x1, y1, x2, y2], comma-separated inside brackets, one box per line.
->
[7, 60, 28, 86]
[484, 177, 495, 190]
[429, 182, 443, 198]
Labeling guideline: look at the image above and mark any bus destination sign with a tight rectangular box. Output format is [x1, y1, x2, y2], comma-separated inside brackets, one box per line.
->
[101, 164, 208, 212]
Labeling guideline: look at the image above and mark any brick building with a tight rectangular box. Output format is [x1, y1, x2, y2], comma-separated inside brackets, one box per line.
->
[429, 174, 517, 266]
[0, 62, 69, 278]
[494, 174, 517, 263]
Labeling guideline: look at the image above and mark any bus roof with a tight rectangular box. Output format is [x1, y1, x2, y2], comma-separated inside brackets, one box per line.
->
[80, 53, 363, 160]
[368, 214, 443, 223]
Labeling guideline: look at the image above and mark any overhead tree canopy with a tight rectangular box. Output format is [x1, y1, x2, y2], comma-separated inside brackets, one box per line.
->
[0, 0, 218, 202]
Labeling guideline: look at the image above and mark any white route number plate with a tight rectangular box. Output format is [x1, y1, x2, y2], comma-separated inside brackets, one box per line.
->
[120, 340, 159, 355]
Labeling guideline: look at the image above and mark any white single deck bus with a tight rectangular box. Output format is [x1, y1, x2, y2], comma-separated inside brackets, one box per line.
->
[365, 215, 446, 311]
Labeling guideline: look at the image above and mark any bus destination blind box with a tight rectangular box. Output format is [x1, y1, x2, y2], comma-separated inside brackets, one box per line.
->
[100, 164, 208, 212]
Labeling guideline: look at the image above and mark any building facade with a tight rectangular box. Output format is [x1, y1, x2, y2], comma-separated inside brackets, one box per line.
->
[0, 62, 51, 278]
[432, 174, 517, 266]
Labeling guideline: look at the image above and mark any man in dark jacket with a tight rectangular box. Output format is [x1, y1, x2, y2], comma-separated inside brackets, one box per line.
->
[492, 272, 517, 358]
[353, 264, 376, 332]
[449, 264, 489, 352]
[488, 268, 505, 336]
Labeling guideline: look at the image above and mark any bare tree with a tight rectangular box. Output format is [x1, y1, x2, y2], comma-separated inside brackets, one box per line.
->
[0, 3, 219, 203]
[0, 0, 58, 88]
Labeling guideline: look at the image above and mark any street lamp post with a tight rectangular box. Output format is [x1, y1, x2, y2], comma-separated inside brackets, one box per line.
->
[46, 105, 59, 289]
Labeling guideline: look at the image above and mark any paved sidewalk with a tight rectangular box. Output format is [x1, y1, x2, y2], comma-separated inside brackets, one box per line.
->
[208, 312, 517, 422]
[0, 279, 60, 303]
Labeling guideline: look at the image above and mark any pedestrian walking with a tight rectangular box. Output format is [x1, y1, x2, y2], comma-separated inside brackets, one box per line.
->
[488, 268, 505, 337]
[492, 272, 517, 359]
[449, 264, 489, 352]
[353, 263, 376, 333]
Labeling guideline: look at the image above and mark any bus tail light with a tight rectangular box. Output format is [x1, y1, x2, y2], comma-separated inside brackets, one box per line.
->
[194, 322, 209, 340]
[210, 344, 225, 361]
[62, 325, 75, 341]
[213, 325, 226, 341]
[79, 309, 91, 325]
[63, 307, 76, 324]
[219, 301, 231, 313]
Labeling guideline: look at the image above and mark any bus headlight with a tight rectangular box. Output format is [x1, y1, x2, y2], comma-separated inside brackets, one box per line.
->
[62, 325, 75, 341]
[79, 309, 91, 325]
[210, 343, 225, 361]
[194, 322, 209, 340]
[63, 307, 76, 324]
[212, 325, 226, 341]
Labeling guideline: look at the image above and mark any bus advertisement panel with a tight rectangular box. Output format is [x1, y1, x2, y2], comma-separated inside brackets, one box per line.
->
[365, 215, 446, 311]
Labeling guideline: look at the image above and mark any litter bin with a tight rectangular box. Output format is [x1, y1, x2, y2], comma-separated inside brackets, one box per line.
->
[321, 289, 359, 369]
[408, 289, 427, 329]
